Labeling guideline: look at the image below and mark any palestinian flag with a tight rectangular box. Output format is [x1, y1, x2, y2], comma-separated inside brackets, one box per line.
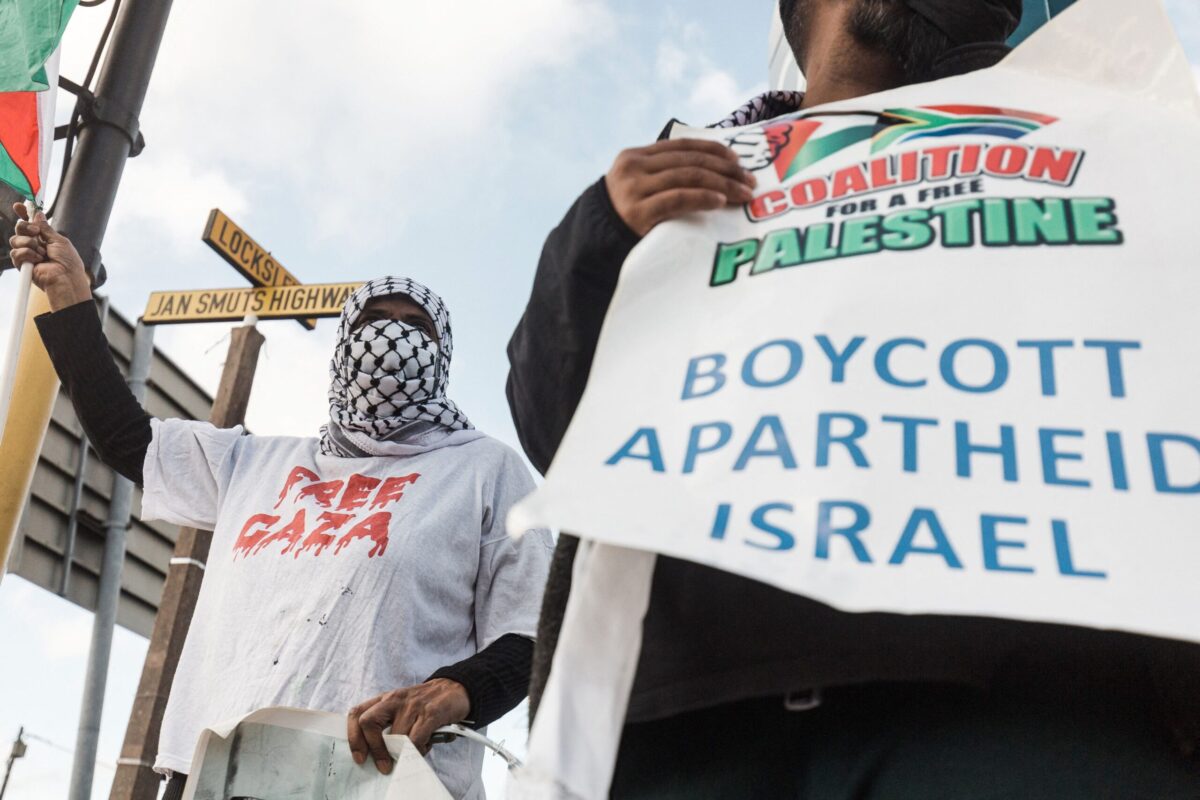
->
[0, 0, 78, 91]
[0, 0, 77, 201]
[0, 49, 59, 201]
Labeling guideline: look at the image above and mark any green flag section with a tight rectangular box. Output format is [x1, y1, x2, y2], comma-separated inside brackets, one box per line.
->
[0, 0, 78, 92]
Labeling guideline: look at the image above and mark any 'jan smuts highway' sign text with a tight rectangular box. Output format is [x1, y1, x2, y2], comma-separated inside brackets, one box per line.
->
[143, 283, 362, 325]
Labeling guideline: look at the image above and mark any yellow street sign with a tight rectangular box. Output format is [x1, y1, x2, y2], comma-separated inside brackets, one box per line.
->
[202, 209, 316, 329]
[142, 283, 363, 326]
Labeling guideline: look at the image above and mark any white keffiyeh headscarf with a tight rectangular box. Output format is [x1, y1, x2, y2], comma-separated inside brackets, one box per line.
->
[319, 277, 473, 458]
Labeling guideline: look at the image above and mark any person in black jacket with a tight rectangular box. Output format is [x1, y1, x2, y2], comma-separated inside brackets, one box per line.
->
[507, 1, 1200, 797]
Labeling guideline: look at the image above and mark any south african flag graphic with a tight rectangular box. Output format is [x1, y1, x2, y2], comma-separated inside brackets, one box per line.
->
[0, 0, 78, 200]
[765, 104, 1059, 183]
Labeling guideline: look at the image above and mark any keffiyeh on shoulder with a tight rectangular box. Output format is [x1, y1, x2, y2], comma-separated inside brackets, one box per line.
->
[710, 91, 805, 129]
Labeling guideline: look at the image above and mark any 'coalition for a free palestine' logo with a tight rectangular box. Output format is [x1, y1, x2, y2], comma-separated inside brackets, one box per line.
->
[710, 104, 1122, 286]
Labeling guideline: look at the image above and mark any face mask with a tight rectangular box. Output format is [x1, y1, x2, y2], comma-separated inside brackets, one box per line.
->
[339, 320, 441, 421]
[320, 276, 473, 457]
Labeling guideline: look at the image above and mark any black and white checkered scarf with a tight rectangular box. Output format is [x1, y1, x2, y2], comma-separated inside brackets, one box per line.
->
[710, 90, 804, 129]
[319, 277, 473, 458]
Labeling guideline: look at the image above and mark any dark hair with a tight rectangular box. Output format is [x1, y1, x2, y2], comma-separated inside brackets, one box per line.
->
[780, 0, 953, 84]
[849, 0, 953, 83]
[779, 0, 799, 29]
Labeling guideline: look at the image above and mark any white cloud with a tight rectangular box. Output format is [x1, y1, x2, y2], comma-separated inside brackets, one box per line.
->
[41, 0, 619, 274]
[123, 0, 616, 235]
[42, 614, 94, 659]
[21, 0, 626, 458]
[647, 24, 763, 126]
[656, 41, 689, 85]
[137, 317, 332, 438]
[246, 324, 336, 435]
[0, 578, 92, 659]
[688, 69, 748, 122]
[112, 154, 249, 255]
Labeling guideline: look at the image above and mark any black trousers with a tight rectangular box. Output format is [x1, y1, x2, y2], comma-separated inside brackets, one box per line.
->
[162, 773, 186, 800]
[611, 683, 1200, 799]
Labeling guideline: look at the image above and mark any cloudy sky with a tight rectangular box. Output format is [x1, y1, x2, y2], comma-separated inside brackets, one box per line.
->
[1, 0, 1198, 798]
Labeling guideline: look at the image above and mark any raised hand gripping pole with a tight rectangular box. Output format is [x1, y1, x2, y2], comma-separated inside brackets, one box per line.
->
[0, 200, 39, 446]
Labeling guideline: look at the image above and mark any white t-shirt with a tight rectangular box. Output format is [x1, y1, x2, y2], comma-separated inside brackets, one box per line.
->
[141, 418, 554, 799]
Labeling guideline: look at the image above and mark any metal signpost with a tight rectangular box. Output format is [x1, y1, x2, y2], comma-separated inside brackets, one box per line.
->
[68, 322, 156, 800]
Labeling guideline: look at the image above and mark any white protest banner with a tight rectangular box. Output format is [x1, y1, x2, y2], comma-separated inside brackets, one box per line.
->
[512, 0, 1200, 645]
[182, 707, 452, 800]
[511, 4, 1200, 793]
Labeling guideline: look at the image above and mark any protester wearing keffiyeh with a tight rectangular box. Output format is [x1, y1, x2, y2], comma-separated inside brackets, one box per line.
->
[19, 211, 552, 798]
[321, 276, 473, 458]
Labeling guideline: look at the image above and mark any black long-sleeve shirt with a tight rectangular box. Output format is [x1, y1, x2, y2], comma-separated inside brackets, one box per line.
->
[36, 299, 532, 729]
[507, 179, 1200, 750]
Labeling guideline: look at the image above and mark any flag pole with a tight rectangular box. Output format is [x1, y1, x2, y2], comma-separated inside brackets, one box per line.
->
[0, 201, 38, 447]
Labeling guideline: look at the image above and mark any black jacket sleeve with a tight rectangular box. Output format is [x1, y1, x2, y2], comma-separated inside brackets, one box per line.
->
[505, 177, 641, 474]
[428, 633, 534, 728]
[505, 178, 640, 721]
[35, 299, 153, 486]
